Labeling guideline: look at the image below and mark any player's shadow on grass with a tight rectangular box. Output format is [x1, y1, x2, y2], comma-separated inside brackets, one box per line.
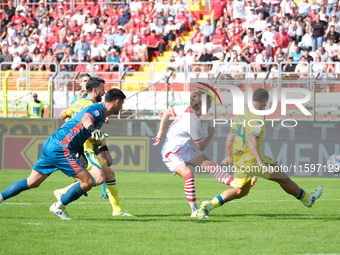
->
[212, 213, 340, 220]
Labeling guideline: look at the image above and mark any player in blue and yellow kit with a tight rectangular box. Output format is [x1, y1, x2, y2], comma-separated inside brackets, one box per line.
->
[0, 88, 126, 220]
[56, 77, 131, 216]
[196, 88, 324, 218]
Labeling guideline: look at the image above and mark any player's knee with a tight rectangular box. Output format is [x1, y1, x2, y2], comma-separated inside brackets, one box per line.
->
[235, 186, 249, 198]
[95, 176, 105, 185]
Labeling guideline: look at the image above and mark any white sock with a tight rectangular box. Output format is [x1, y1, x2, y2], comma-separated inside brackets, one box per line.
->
[0, 194, 4, 204]
[55, 200, 65, 209]
[189, 202, 198, 212]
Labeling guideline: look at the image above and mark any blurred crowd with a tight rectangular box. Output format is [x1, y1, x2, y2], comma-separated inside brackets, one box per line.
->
[0, 0, 339, 77]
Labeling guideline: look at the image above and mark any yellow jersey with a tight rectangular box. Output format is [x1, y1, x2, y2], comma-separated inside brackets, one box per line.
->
[231, 108, 265, 167]
[67, 98, 94, 117]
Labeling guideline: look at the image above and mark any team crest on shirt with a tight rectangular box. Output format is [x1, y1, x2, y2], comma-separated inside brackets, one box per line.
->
[94, 110, 100, 117]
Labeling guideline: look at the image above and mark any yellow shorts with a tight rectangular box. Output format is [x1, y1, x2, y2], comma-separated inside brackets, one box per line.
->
[234, 156, 277, 188]
[84, 140, 104, 170]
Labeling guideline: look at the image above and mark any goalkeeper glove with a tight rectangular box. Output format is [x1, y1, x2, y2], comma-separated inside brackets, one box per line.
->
[87, 124, 105, 141]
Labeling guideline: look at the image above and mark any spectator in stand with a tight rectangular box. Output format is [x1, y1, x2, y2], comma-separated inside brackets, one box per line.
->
[60, 47, 74, 71]
[29, 47, 43, 70]
[302, 48, 314, 63]
[119, 47, 132, 71]
[196, 36, 213, 54]
[85, 31, 94, 42]
[232, 0, 246, 20]
[254, 13, 266, 40]
[35, 1, 48, 25]
[54, 37, 68, 61]
[118, 0, 131, 17]
[0, 44, 13, 70]
[74, 34, 91, 61]
[39, 35, 48, 55]
[210, 0, 227, 29]
[106, 49, 119, 71]
[5, 1, 16, 20]
[213, 27, 227, 53]
[93, 29, 103, 44]
[90, 39, 102, 61]
[200, 18, 214, 40]
[163, 17, 177, 46]
[9, 41, 22, 56]
[171, 37, 184, 57]
[117, 9, 130, 27]
[311, 14, 327, 52]
[259, 49, 273, 71]
[298, 0, 313, 19]
[329, 3, 340, 20]
[114, 26, 127, 48]
[16, 0, 29, 16]
[261, 23, 276, 56]
[12, 9, 25, 27]
[86, 0, 102, 22]
[124, 34, 135, 53]
[73, 56, 89, 73]
[275, 25, 292, 54]
[38, 18, 50, 37]
[139, 28, 149, 45]
[167, 49, 185, 72]
[327, 0, 338, 15]
[326, 25, 340, 43]
[133, 37, 147, 63]
[318, 46, 329, 62]
[290, 44, 302, 62]
[130, 0, 143, 14]
[274, 46, 288, 64]
[55, 0, 68, 13]
[82, 17, 97, 36]
[193, 46, 213, 72]
[184, 36, 197, 55]
[147, 29, 164, 57]
[108, 39, 120, 53]
[72, 8, 86, 26]
[324, 56, 336, 80]
[191, 24, 204, 43]
[148, 17, 163, 35]
[283, 55, 296, 71]
[300, 26, 313, 51]
[39, 48, 54, 70]
[155, 9, 166, 26]
[240, 46, 252, 63]
[99, 37, 109, 60]
[324, 36, 338, 57]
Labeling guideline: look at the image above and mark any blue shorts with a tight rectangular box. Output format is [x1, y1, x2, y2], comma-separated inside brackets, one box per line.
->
[33, 138, 86, 177]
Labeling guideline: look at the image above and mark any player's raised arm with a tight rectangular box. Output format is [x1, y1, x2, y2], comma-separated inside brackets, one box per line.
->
[195, 125, 215, 151]
[153, 108, 173, 146]
[222, 131, 235, 166]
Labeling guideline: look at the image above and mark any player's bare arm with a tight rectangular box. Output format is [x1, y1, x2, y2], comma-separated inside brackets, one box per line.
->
[195, 125, 215, 151]
[222, 131, 235, 166]
[247, 134, 269, 173]
[153, 108, 173, 146]
[59, 105, 72, 119]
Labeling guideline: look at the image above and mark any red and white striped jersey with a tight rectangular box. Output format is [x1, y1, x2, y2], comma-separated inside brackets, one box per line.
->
[162, 105, 203, 158]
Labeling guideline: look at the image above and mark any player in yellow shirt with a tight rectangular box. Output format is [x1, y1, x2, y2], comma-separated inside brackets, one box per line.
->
[55, 76, 131, 217]
[196, 88, 323, 218]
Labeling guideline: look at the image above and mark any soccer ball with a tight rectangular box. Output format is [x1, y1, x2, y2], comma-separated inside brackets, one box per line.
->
[327, 154, 340, 174]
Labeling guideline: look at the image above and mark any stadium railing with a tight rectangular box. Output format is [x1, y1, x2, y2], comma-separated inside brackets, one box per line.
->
[152, 62, 186, 91]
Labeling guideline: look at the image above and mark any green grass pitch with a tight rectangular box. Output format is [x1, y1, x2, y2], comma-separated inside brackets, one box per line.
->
[0, 170, 340, 255]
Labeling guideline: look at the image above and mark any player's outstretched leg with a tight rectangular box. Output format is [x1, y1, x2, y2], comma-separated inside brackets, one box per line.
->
[101, 183, 109, 199]
[196, 182, 251, 219]
[189, 155, 237, 188]
[102, 163, 132, 216]
[50, 170, 94, 220]
[0, 170, 48, 205]
[176, 166, 199, 216]
[268, 165, 323, 208]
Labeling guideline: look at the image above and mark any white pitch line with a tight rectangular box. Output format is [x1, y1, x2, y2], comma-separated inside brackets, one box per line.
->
[1, 198, 339, 206]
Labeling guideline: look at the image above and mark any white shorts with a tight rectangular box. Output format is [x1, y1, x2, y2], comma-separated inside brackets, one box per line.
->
[162, 144, 204, 173]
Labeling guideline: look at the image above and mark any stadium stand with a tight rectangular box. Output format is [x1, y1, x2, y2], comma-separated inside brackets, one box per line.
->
[1, 0, 340, 120]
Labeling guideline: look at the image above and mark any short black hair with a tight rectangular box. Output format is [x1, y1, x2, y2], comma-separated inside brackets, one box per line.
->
[105, 89, 126, 102]
[86, 77, 105, 93]
[253, 88, 269, 102]
[80, 73, 91, 80]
